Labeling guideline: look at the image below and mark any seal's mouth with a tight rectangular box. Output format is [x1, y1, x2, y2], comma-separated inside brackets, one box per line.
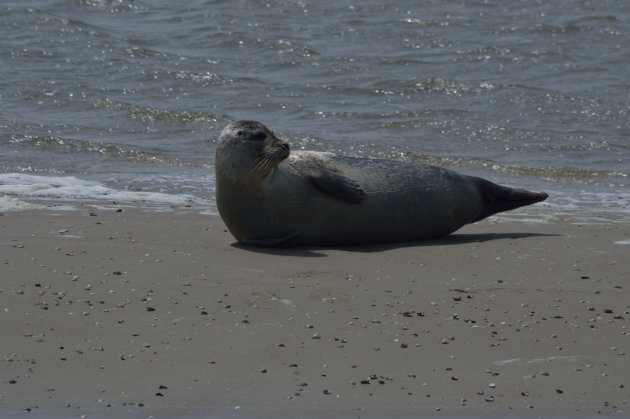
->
[260, 141, 290, 160]
[250, 142, 290, 175]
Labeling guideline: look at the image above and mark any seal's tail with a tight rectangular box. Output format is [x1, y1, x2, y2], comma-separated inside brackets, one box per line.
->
[471, 178, 548, 222]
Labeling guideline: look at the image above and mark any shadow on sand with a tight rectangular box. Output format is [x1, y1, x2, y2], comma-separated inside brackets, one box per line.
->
[231, 231, 558, 258]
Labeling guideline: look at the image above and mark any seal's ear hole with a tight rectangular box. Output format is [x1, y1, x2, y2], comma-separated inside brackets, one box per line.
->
[252, 132, 267, 141]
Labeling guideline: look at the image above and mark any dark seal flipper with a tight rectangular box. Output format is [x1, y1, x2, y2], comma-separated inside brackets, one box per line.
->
[292, 158, 366, 204]
[471, 177, 548, 223]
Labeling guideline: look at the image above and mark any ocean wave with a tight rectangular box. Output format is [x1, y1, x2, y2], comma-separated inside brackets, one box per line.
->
[92, 99, 224, 124]
[400, 152, 628, 185]
[7, 134, 210, 168]
[0, 173, 212, 212]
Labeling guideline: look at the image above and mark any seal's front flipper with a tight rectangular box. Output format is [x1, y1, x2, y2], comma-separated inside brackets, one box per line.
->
[472, 177, 548, 222]
[240, 232, 302, 247]
[294, 160, 366, 204]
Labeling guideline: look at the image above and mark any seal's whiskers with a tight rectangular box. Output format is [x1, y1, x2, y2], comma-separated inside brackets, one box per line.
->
[249, 148, 284, 175]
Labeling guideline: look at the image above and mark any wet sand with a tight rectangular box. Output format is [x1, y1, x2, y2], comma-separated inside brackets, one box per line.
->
[1, 205, 628, 418]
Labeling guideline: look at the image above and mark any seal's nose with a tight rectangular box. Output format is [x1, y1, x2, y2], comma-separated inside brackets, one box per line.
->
[277, 142, 290, 159]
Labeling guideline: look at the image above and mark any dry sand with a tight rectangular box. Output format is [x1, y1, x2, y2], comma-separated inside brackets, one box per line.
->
[0, 204, 628, 418]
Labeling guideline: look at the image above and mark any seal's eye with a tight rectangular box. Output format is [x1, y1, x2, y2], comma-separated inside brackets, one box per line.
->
[252, 132, 267, 141]
[236, 130, 244, 136]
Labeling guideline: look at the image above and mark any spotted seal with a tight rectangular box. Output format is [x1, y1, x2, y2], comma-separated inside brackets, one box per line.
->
[215, 120, 548, 247]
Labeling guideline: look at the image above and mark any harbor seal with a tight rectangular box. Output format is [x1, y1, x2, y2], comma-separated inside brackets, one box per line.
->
[215, 120, 548, 247]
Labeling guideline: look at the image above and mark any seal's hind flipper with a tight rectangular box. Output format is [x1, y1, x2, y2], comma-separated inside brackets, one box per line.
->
[472, 177, 548, 222]
[293, 159, 366, 204]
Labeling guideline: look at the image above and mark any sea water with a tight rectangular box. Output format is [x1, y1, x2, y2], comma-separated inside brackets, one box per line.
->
[1, 0, 628, 222]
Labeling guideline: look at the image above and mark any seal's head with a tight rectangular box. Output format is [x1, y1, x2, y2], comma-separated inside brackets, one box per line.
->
[216, 120, 290, 182]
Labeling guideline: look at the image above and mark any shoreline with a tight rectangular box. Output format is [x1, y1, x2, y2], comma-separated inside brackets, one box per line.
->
[1, 207, 628, 418]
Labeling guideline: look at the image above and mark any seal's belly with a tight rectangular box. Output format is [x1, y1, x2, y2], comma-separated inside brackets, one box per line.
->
[278, 194, 479, 245]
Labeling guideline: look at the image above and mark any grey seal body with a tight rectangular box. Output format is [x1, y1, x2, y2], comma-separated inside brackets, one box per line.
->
[215, 121, 548, 247]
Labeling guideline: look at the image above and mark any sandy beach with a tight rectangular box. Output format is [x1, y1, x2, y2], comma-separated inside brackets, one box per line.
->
[1, 204, 628, 418]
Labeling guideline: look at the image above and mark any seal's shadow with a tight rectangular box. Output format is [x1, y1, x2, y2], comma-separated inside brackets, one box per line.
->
[231, 232, 558, 257]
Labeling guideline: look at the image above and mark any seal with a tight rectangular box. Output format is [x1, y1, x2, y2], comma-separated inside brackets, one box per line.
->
[215, 120, 548, 247]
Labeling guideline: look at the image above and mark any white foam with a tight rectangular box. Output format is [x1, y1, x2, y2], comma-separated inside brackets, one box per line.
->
[614, 239, 630, 245]
[492, 355, 581, 366]
[526, 355, 580, 364]
[0, 195, 45, 212]
[491, 358, 521, 366]
[0, 173, 211, 211]
[491, 187, 630, 224]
